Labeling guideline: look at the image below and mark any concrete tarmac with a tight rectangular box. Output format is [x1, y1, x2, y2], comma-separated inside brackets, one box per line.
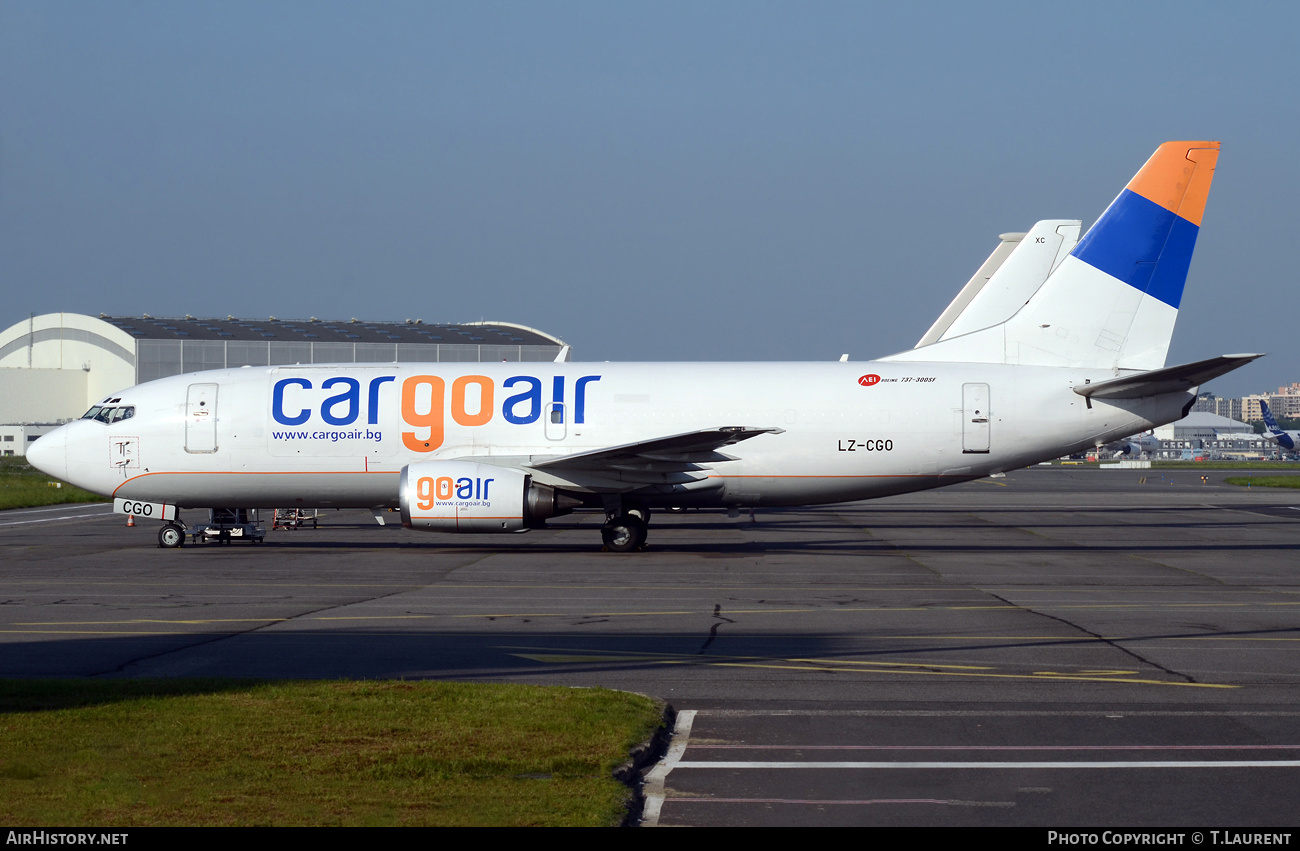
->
[2, 466, 1299, 826]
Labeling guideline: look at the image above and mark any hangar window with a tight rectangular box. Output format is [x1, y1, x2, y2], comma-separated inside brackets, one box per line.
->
[2, 435, 12, 442]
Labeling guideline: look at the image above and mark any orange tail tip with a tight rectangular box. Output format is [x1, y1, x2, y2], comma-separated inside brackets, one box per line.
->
[1125, 140, 1220, 227]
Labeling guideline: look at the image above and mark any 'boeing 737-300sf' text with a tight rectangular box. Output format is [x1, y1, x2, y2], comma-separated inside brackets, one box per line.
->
[28, 142, 1260, 551]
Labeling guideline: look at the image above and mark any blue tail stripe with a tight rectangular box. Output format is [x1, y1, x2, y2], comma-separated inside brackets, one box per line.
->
[1145, 214, 1199, 309]
[1072, 189, 1199, 309]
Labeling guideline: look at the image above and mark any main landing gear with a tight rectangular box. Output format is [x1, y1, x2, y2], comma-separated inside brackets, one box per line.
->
[601, 514, 647, 552]
[601, 505, 650, 553]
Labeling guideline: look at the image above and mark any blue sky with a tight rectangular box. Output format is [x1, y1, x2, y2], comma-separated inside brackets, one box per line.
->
[1, 1, 1295, 396]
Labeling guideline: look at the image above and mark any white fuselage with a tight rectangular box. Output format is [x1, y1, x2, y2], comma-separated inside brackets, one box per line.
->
[34, 359, 1190, 511]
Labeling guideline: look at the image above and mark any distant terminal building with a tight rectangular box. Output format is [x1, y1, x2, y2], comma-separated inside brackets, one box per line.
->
[1152, 412, 1272, 460]
[0, 313, 568, 453]
[1154, 412, 1254, 443]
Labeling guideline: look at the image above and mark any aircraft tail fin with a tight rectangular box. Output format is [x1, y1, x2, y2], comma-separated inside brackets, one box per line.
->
[1261, 399, 1283, 433]
[888, 142, 1220, 370]
[1260, 400, 1297, 451]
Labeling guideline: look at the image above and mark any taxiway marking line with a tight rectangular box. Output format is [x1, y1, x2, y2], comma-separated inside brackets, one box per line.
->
[11, 618, 289, 626]
[11, 603, 1300, 629]
[692, 744, 1300, 751]
[785, 657, 993, 670]
[662, 797, 1013, 806]
[506, 652, 1233, 688]
[697, 660, 1234, 687]
[0, 511, 116, 527]
[0, 503, 111, 516]
[0, 629, 194, 636]
[673, 760, 1300, 769]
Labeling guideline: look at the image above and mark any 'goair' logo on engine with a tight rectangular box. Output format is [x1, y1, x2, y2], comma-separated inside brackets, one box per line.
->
[271, 373, 601, 452]
[415, 475, 492, 509]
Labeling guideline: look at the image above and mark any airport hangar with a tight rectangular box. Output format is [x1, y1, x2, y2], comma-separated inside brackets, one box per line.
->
[0, 313, 569, 456]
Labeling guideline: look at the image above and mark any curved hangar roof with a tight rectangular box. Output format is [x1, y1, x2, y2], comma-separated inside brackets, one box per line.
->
[97, 316, 566, 347]
[0, 314, 570, 423]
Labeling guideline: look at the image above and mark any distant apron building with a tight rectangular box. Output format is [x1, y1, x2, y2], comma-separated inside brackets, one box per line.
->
[0, 313, 568, 453]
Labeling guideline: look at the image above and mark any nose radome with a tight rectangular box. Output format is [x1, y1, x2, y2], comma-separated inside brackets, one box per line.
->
[26, 428, 68, 481]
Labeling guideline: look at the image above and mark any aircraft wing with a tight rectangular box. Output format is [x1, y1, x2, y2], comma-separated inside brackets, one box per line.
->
[530, 426, 785, 473]
[1073, 354, 1263, 400]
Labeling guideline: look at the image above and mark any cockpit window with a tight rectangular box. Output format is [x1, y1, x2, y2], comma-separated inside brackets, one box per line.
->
[81, 405, 135, 424]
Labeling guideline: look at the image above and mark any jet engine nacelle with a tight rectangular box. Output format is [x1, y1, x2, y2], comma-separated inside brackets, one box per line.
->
[399, 460, 577, 532]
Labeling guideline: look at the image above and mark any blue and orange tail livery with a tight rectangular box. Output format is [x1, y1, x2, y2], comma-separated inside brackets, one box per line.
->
[880, 140, 1222, 370]
[1072, 141, 1219, 310]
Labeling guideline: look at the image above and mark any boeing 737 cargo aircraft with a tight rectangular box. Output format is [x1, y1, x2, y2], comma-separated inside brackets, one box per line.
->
[28, 141, 1261, 551]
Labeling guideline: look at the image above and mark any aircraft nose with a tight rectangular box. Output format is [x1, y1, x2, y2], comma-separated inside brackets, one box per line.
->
[26, 428, 68, 481]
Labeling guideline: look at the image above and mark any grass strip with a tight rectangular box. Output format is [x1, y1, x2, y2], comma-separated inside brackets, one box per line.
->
[1151, 461, 1300, 470]
[1224, 476, 1300, 489]
[0, 679, 665, 826]
[0, 459, 103, 510]
[1051, 461, 1300, 470]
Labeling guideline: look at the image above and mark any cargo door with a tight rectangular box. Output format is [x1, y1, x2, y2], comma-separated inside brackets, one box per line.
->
[186, 383, 219, 453]
[962, 383, 990, 454]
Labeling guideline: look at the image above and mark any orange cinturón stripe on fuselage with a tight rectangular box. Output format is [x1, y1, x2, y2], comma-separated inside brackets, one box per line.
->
[1124, 140, 1219, 227]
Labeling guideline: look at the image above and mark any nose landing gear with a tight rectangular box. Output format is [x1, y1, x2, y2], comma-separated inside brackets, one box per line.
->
[158, 523, 185, 548]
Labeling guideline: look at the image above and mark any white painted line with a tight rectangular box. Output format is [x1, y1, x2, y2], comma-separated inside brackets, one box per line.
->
[2, 502, 111, 516]
[692, 744, 1300, 751]
[0, 509, 116, 530]
[640, 709, 696, 828]
[0, 510, 116, 527]
[667, 797, 1014, 807]
[674, 760, 1300, 769]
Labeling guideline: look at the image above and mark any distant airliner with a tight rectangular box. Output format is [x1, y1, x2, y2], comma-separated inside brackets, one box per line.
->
[29, 141, 1260, 551]
[1260, 400, 1300, 454]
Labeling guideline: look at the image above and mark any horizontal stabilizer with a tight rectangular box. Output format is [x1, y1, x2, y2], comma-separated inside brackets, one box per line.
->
[1073, 354, 1263, 400]
[531, 426, 785, 472]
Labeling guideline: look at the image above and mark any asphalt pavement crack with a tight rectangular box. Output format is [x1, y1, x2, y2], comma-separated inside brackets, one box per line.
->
[984, 591, 1198, 684]
[96, 584, 427, 677]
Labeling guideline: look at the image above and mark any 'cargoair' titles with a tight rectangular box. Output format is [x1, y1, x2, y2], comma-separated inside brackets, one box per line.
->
[271, 373, 601, 452]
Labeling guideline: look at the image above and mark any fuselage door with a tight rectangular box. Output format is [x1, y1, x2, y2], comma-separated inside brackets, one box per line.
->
[544, 402, 566, 441]
[962, 382, 990, 454]
[186, 383, 219, 453]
